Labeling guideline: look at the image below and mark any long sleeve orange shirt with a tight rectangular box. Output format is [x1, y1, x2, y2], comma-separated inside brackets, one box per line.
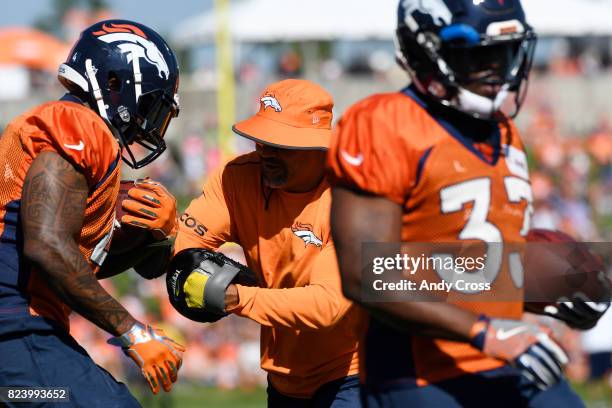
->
[174, 152, 360, 398]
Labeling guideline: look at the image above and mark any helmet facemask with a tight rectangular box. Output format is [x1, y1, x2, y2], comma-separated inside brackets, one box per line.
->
[396, 21, 537, 120]
[110, 87, 179, 169]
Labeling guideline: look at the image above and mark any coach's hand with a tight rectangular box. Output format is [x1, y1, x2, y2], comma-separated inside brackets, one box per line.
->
[470, 316, 568, 390]
[121, 178, 177, 240]
[108, 322, 185, 394]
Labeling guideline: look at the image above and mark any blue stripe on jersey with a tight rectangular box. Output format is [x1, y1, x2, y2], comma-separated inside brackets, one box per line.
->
[91, 152, 120, 193]
[400, 85, 427, 109]
[59, 93, 85, 104]
[0, 199, 29, 313]
[415, 147, 434, 187]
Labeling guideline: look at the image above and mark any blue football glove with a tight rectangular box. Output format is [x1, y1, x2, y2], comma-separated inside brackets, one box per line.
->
[543, 293, 610, 331]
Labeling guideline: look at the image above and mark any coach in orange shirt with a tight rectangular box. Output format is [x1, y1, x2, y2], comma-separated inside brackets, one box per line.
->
[174, 79, 361, 407]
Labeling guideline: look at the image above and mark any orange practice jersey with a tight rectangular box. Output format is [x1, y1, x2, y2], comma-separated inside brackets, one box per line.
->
[327, 87, 533, 387]
[175, 152, 361, 398]
[0, 99, 120, 333]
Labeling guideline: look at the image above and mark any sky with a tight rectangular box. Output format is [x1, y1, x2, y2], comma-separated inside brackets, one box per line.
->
[0, 0, 212, 37]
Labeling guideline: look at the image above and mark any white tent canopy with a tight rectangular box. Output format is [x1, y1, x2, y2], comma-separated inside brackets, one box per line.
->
[173, 0, 395, 46]
[172, 0, 612, 47]
[523, 0, 612, 36]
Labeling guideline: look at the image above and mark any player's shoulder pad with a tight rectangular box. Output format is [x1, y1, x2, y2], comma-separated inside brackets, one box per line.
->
[39, 100, 107, 130]
[35, 101, 118, 151]
[341, 91, 417, 120]
[337, 91, 426, 143]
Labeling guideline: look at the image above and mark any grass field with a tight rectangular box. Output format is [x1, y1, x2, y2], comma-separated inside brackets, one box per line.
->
[573, 381, 612, 408]
[133, 385, 267, 408]
[130, 382, 611, 408]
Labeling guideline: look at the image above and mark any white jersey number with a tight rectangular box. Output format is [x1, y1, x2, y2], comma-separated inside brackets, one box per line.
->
[436, 177, 532, 293]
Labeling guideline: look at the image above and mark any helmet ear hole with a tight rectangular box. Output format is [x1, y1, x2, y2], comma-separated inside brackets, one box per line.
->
[58, 76, 89, 104]
[58, 77, 81, 94]
[108, 71, 121, 92]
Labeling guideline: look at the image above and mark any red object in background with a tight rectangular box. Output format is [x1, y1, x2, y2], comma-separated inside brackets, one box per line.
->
[114, 180, 135, 222]
[524, 228, 609, 314]
[0, 28, 70, 72]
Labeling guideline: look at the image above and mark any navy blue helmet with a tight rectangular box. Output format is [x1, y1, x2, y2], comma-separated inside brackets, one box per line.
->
[396, 0, 536, 120]
[58, 20, 179, 168]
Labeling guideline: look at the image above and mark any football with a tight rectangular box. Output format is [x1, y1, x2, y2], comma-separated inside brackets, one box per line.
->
[524, 228, 610, 314]
[114, 180, 137, 224]
[96, 180, 162, 279]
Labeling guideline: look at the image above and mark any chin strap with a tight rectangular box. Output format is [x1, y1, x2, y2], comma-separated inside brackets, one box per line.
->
[132, 56, 142, 103]
[85, 58, 109, 120]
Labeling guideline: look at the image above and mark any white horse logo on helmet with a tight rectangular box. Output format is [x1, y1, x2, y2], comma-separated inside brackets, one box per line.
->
[96, 33, 170, 79]
[94, 24, 170, 80]
[401, 0, 453, 27]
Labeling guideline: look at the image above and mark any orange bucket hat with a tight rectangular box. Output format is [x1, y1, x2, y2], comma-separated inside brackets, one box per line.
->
[232, 79, 333, 150]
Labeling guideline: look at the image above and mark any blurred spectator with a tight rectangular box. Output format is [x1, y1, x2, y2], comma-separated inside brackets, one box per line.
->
[320, 59, 343, 81]
[181, 132, 207, 195]
[239, 59, 263, 83]
[277, 49, 302, 78]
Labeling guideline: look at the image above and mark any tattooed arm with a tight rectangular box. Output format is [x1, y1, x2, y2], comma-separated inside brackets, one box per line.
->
[21, 151, 136, 336]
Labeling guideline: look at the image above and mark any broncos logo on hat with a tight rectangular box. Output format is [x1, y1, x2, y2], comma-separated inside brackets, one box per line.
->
[93, 23, 170, 80]
[261, 95, 282, 112]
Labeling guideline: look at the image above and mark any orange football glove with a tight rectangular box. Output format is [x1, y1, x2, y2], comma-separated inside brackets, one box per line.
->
[108, 323, 185, 394]
[121, 178, 177, 240]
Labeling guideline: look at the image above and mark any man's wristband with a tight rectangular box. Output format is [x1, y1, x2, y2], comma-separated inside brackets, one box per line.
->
[469, 314, 490, 350]
[108, 323, 150, 347]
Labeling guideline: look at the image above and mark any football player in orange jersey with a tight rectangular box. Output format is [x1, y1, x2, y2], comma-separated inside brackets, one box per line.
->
[170, 79, 362, 407]
[0, 20, 183, 406]
[328, 1, 584, 407]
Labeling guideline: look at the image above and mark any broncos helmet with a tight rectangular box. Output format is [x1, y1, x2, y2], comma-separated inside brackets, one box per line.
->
[58, 20, 179, 168]
[396, 0, 536, 120]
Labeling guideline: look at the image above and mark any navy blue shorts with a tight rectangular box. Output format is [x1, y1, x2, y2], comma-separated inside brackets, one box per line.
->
[0, 327, 140, 407]
[267, 374, 361, 408]
[361, 366, 585, 408]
